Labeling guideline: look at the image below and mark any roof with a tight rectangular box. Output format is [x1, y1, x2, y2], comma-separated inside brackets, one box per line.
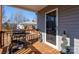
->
[20, 22, 37, 25]
[12, 5, 47, 12]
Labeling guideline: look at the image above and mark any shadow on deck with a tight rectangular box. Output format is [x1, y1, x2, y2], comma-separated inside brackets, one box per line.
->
[15, 41, 60, 54]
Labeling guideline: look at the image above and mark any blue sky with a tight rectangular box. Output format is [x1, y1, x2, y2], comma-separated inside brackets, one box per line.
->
[2, 6, 37, 23]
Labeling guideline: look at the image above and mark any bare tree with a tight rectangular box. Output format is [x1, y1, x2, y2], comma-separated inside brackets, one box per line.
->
[13, 13, 30, 24]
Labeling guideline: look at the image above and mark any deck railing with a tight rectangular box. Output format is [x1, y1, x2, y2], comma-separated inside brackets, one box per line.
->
[0, 31, 12, 47]
[0, 30, 40, 48]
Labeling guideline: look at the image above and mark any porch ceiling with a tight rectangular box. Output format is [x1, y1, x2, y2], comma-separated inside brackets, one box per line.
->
[12, 5, 47, 12]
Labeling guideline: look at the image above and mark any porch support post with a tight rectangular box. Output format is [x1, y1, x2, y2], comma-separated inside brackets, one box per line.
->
[0, 5, 2, 31]
[0, 5, 2, 48]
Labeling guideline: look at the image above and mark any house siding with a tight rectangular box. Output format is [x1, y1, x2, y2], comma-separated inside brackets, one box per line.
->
[37, 13, 46, 42]
[38, 5, 79, 54]
[59, 6, 79, 54]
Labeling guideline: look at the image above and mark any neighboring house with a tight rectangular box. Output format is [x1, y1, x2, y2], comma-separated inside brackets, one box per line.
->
[20, 21, 37, 29]
[0, 5, 79, 54]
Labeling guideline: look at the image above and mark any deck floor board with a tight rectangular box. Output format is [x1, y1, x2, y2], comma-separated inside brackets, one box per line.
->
[32, 41, 60, 54]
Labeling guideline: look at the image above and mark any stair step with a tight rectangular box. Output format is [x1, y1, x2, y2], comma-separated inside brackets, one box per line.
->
[15, 48, 32, 54]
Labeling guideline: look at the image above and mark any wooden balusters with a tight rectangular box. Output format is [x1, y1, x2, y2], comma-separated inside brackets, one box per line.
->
[26, 34, 39, 41]
[0, 31, 11, 48]
[0, 30, 39, 48]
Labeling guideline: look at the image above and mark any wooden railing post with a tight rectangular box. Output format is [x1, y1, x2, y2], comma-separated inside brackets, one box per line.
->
[0, 5, 2, 48]
[0, 32, 2, 47]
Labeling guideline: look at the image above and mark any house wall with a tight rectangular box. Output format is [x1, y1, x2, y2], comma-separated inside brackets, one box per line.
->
[37, 5, 79, 54]
[37, 13, 46, 42]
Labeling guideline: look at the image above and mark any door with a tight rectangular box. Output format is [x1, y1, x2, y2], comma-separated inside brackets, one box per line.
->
[46, 9, 57, 46]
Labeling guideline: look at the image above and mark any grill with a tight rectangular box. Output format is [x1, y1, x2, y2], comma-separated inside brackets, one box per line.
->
[8, 29, 30, 54]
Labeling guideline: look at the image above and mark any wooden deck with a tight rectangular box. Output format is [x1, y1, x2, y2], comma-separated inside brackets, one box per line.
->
[0, 48, 3, 54]
[15, 41, 60, 54]
[32, 41, 60, 54]
[15, 48, 32, 54]
[0, 30, 60, 54]
[0, 41, 60, 54]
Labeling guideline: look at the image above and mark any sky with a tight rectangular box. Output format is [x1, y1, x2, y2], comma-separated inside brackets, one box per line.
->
[2, 6, 37, 23]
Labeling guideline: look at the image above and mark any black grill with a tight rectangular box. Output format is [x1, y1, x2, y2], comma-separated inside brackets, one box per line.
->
[8, 29, 29, 54]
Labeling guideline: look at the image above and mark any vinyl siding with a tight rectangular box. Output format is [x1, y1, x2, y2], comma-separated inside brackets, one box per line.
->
[38, 6, 79, 53]
[37, 13, 46, 42]
[59, 6, 79, 54]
